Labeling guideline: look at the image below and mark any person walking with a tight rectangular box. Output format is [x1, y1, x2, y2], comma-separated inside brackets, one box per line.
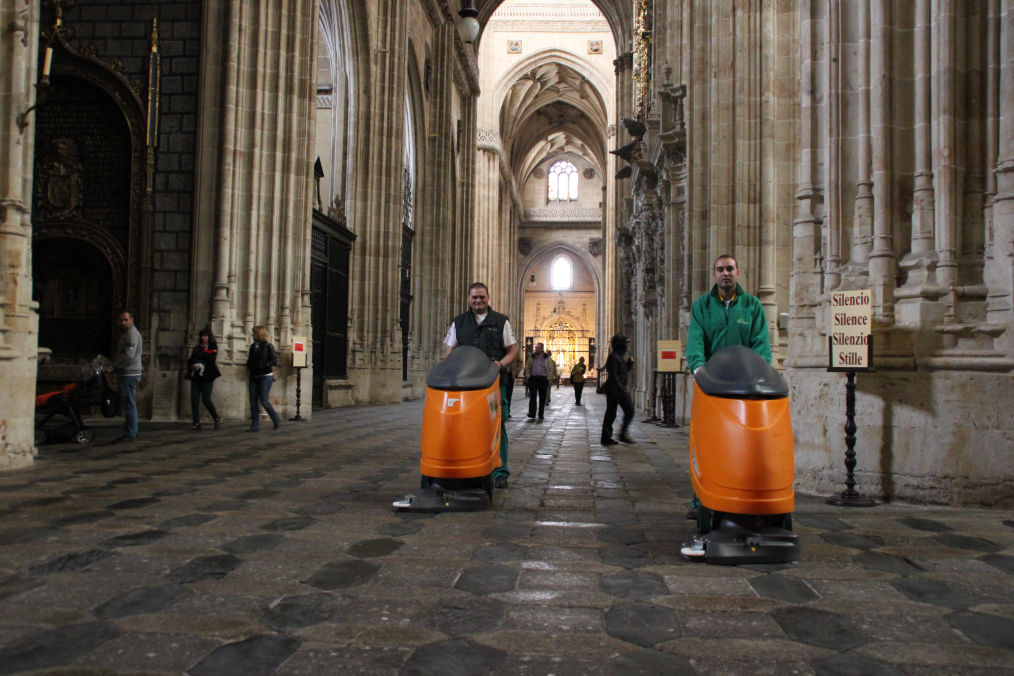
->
[544, 350, 556, 405]
[106, 309, 143, 443]
[246, 325, 281, 432]
[600, 334, 635, 446]
[524, 342, 551, 421]
[570, 356, 587, 405]
[187, 328, 222, 430]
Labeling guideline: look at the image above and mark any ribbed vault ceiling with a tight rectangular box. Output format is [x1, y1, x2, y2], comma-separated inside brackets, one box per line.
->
[480, 0, 619, 191]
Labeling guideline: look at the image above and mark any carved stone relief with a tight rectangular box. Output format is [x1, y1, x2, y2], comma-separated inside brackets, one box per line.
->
[36, 138, 84, 221]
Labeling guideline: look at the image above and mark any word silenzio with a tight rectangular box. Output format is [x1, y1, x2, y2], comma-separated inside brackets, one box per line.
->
[829, 290, 872, 370]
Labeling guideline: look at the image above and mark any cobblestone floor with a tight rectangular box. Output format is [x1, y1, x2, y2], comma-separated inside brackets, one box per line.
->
[2, 390, 1013, 674]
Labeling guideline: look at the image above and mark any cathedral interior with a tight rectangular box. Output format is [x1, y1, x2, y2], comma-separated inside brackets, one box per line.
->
[1, 0, 1012, 506]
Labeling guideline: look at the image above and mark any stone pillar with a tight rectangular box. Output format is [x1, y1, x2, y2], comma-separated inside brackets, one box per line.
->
[850, 0, 874, 277]
[0, 0, 42, 469]
[345, 0, 411, 404]
[609, 51, 633, 344]
[987, 0, 1014, 345]
[789, 1, 825, 365]
[868, 0, 898, 324]
[896, 0, 941, 325]
[194, 0, 317, 417]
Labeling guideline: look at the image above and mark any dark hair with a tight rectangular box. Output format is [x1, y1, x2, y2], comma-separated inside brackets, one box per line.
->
[713, 254, 738, 269]
[198, 328, 216, 346]
[610, 334, 628, 353]
[116, 309, 134, 319]
[468, 282, 489, 295]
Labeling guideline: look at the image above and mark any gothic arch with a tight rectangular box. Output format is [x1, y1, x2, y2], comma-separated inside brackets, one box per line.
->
[494, 49, 613, 189]
[317, 0, 361, 212]
[518, 242, 602, 311]
[32, 30, 151, 341]
[475, 0, 630, 52]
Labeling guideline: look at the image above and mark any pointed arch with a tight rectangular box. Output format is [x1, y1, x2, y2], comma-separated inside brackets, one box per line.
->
[317, 0, 362, 210]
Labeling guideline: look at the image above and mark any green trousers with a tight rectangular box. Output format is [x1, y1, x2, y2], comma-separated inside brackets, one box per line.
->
[494, 383, 510, 477]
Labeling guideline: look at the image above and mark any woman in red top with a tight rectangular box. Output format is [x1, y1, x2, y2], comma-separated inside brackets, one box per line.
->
[187, 328, 222, 430]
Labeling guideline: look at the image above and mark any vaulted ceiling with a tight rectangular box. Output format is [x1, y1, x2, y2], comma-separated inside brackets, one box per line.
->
[478, 0, 619, 194]
[474, 0, 631, 48]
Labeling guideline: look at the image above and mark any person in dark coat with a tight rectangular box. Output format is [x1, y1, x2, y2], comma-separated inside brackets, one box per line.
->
[600, 334, 635, 446]
[187, 328, 222, 430]
[246, 325, 281, 431]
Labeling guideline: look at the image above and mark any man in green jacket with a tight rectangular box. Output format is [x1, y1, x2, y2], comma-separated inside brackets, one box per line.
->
[686, 254, 772, 375]
[683, 255, 772, 551]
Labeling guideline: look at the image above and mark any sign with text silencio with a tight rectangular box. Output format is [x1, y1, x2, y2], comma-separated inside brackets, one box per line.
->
[828, 290, 873, 371]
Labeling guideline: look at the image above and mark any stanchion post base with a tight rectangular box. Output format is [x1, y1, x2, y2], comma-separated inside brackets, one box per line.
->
[289, 415, 305, 422]
[826, 493, 876, 507]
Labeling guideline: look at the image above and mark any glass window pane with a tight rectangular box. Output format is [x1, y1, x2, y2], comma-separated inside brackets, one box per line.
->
[550, 255, 573, 290]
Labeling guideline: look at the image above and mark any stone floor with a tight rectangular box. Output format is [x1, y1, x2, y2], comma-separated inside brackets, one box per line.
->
[2, 389, 1013, 675]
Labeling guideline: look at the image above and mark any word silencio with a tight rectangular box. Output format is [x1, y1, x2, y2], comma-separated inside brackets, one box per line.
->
[829, 290, 872, 370]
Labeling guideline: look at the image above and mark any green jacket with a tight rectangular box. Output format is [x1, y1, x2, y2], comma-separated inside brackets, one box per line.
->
[686, 283, 771, 372]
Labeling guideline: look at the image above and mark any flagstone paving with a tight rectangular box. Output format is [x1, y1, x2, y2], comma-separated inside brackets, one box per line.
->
[2, 391, 1012, 674]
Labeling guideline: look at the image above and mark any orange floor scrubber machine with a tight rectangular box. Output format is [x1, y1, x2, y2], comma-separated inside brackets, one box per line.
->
[685, 345, 800, 564]
[393, 346, 502, 512]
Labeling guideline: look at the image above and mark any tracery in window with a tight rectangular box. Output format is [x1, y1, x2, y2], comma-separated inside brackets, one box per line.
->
[547, 161, 579, 201]
[550, 255, 573, 290]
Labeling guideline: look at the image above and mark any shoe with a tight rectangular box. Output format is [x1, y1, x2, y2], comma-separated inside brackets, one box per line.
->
[575, 403, 582, 406]
[619, 435, 635, 444]
[273, 419, 280, 430]
[213, 417, 221, 430]
[111, 436, 134, 444]
[601, 438, 618, 446]
[527, 414, 536, 419]
[247, 427, 259, 432]
[537, 416, 544, 421]
[685, 507, 699, 521]
[494, 475, 509, 489]
[193, 423, 202, 431]
[681, 539, 706, 559]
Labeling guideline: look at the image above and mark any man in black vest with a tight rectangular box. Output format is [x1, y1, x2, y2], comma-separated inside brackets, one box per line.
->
[443, 282, 519, 489]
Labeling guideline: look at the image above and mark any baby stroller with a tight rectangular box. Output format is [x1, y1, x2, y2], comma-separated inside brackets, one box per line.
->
[35, 355, 118, 445]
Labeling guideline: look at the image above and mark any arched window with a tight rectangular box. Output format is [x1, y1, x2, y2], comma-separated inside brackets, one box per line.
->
[547, 161, 579, 201]
[550, 255, 573, 290]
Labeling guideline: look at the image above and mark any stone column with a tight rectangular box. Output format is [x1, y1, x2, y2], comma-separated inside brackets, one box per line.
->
[868, 0, 897, 323]
[194, 0, 317, 415]
[896, 0, 941, 324]
[789, 1, 825, 364]
[987, 0, 1014, 344]
[851, 0, 874, 276]
[0, 0, 42, 469]
[609, 51, 633, 344]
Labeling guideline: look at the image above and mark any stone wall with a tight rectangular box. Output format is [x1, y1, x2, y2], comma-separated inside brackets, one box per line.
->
[59, 0, 201, 359]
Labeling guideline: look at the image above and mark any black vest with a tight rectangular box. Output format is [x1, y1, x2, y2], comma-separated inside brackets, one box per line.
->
[454, 308, 508, 361]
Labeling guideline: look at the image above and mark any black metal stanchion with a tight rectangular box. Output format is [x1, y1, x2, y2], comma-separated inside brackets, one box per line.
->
[827, 338, 875, 507]
[643, 370, 660, 423]
[658, 372, 678, 427]
[290, 366, 305, 422]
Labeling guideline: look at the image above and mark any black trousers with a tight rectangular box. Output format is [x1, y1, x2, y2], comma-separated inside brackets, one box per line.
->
[601, 388, 634, 442]
[573, 381, 585, 404]
[504, 371, 515, 406]
[527, 375, 549, 418]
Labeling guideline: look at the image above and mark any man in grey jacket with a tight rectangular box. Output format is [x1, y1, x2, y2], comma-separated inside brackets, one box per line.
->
[106, 310, 143, 442]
